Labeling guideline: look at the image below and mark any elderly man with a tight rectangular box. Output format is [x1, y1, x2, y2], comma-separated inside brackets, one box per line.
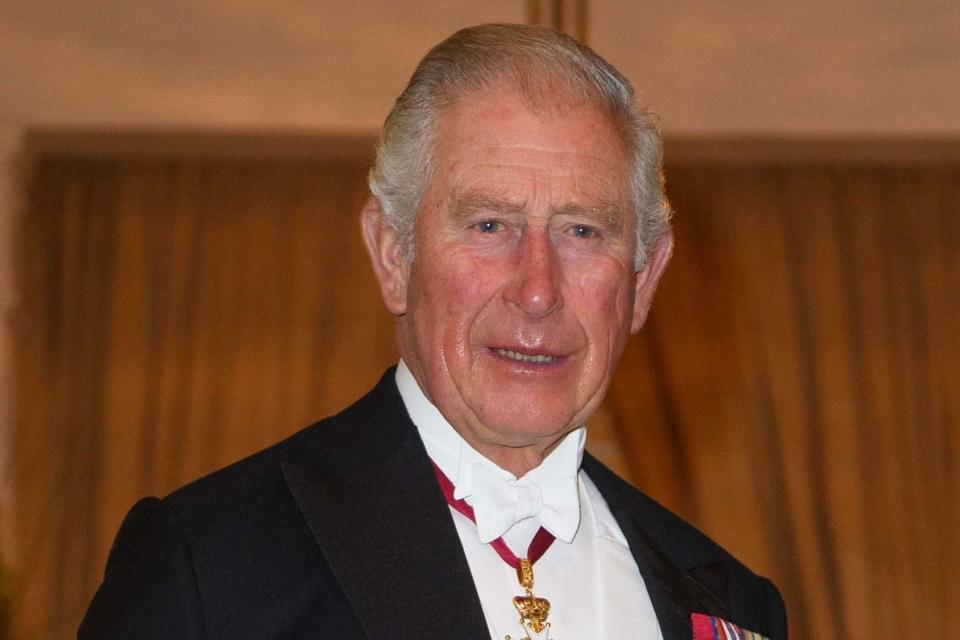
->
[80, 24, 786, 640]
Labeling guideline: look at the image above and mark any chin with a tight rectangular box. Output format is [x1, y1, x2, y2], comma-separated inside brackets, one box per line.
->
[476, 405, 578, 445]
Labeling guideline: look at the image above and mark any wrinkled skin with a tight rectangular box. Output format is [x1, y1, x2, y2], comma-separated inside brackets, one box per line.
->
[363, 87, 673, 476]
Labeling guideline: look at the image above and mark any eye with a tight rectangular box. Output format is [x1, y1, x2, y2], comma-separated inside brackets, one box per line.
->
[475, 219, 502, 233]
[569, 224, 597, 239]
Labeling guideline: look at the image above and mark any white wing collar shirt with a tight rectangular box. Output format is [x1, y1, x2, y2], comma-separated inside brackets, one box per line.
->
[396, 361, 664, 640]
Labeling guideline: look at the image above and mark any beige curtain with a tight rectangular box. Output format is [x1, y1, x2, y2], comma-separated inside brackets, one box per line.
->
[13, 156, 396, 638]
[611, 162, 960, 639]
[10, 143, 959, 639]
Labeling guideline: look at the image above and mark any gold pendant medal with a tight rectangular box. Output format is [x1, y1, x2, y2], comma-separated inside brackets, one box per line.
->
[511, 557, 552, 639]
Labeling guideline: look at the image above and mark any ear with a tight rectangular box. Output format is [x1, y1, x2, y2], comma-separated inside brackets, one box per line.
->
[630, 229, 674, 334]
[360, 196, 409, 315]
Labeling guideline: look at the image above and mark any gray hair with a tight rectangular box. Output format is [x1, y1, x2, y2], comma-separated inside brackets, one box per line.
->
[368, 23, 670, 270]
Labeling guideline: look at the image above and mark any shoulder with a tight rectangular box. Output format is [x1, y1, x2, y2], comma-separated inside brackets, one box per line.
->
[583, 456, 728, 564]
[583, 454, 788, 638]
[165, 367, 404, 523]
[82, 370, 405, 638]
[153, 366, 408, 581]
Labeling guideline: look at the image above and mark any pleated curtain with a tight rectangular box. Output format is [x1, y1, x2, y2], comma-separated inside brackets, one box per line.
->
[9, 142, 959, 639]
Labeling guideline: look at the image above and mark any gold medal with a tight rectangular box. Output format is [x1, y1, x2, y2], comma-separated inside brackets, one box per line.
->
[511, 557, 551, 639]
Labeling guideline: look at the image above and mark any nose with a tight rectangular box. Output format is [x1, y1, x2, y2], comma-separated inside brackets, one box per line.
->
[504, 228, 562, 318]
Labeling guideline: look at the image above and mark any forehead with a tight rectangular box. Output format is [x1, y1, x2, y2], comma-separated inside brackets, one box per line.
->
[429, 87, 633, 203]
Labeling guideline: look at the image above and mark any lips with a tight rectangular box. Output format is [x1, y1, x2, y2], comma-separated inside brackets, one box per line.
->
[493, 348, 557, 363]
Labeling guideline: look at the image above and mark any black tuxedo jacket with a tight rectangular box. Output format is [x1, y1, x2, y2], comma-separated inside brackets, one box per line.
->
[80, 368, 786, 639]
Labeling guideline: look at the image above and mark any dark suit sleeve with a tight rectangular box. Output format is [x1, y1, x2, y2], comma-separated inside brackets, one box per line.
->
[78, 497, 207, 639]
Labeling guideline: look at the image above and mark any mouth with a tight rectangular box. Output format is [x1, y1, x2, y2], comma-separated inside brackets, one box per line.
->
[493, 348, 559, 364]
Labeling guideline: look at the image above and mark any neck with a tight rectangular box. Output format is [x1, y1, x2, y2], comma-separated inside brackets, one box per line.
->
[393, 359, 577, 478]
[469, 435, 566, 478]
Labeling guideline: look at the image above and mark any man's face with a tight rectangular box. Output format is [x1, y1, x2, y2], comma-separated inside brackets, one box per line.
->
[366, 87, 670, 459]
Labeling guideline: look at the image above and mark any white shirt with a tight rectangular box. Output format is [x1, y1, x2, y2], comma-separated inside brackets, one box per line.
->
[396, 361, 663, 640]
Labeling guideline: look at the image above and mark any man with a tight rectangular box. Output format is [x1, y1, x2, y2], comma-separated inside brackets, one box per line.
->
[80, 24, 786, 640]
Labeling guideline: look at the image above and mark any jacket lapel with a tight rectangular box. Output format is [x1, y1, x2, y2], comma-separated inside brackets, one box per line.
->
[615, 513, 730, 640]
[584, 455, 730, 640]
[281, 372, 489, 640]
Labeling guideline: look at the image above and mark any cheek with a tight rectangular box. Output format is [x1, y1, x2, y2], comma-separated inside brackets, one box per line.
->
[411, 251, 493, 334]
[579, 266, 633, 318]
[571, 265, 635, 351]
[440, 256, 489, 310]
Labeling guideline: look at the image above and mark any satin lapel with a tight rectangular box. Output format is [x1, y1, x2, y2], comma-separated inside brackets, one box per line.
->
[281, 377, 489, 640]
[583, 456, 729, 640]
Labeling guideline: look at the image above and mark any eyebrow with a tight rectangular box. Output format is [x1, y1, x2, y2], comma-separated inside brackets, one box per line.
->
[450, 191, 627, 235]
[553, 201, 626, 235]
[450, 193, 527, 222]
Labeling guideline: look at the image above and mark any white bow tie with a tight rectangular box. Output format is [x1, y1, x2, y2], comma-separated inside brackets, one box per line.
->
[466, 462, 581, 544]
